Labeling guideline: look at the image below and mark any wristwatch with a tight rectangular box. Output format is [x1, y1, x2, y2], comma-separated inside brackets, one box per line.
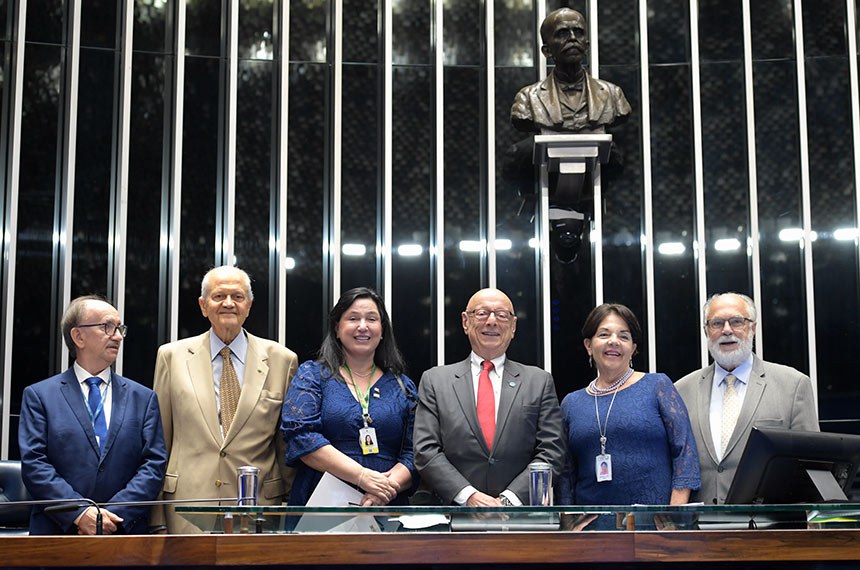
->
[498, 495, 514, 506]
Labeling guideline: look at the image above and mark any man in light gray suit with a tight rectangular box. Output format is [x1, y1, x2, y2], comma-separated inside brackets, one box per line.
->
[414, 288, 565, 506]
[675, 292, 819, 505]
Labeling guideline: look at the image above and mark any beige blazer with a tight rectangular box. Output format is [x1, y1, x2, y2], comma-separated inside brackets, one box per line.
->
[150, 330, 298, 533]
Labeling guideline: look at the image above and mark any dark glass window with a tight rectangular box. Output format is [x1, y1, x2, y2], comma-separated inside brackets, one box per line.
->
[286, 62, 326, 362]
[81, 0, 117, 49]
[71, 47, 115, 299]
[134, 0, 168, 53]
[443, 0, 481, 66]
[392, 0, 430, 65]
[124, 52, 168, 385]
[178, 56, 220, 338]
[239, 0, 274, 60]
[698, 0, 744, 62]
[25, 0, 63, 45]
[234, 59, 273, 337]
[648, 0, 690, 64]
[343, 0, 378, 64]
[186, 0, 223, 57]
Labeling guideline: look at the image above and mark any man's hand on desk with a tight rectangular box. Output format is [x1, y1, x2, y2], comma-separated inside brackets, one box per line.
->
[75, 506, 123, 535]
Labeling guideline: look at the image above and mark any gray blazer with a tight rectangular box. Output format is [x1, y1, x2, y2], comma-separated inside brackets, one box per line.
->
[413, 357, 566, 504]
[675, 355, 818, 505]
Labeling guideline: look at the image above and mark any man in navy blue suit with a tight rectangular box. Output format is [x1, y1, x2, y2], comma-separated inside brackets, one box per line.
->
[19, 295, 167, 535]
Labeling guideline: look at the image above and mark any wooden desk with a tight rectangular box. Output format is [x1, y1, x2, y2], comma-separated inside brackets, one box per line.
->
[1, 530, 858, 567]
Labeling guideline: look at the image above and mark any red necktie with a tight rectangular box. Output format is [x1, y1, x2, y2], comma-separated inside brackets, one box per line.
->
[477, 360, 496, 450]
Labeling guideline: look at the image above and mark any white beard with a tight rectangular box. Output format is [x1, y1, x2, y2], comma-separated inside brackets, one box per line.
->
[708, 333, 753, 371]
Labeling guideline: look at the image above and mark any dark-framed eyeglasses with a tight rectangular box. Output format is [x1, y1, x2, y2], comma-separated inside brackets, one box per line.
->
[705, 317, 753, 332]
[76, 322, 128, 338]
[466, 309, 516, 322]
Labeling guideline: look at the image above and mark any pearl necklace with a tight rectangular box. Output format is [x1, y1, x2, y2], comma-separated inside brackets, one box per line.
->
[586, 367, 634, 396]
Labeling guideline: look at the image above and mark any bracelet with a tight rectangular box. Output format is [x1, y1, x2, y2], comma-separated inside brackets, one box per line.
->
[357, 468, 366, 490]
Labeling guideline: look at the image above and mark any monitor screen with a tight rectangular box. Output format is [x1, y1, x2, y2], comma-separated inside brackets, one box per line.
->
[724, 427, 860, 504]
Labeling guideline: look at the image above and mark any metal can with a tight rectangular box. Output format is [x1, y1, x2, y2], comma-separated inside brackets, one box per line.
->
[528, 461, 553, 506]
[237, 465, 260, 506]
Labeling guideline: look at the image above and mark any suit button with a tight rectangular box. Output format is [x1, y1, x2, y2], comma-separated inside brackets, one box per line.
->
[488, 458, 496, 465]
[99, 466, 105, 472]
[215, 480, 223, 487]
[220, 451, 226, 457]
[717, 466, 724, 473]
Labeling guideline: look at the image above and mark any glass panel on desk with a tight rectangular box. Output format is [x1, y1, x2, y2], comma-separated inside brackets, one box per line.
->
[175, 503, 860, 533]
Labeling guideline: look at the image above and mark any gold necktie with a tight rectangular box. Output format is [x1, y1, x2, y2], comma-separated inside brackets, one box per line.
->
[720, 374, 740, 456]
[220, 347, 241, 434]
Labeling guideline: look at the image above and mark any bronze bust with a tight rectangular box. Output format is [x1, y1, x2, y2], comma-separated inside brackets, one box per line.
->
[511, 8, 631, 134]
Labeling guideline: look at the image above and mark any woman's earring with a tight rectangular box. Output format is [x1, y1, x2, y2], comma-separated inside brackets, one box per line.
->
[588, 355, 593, 368]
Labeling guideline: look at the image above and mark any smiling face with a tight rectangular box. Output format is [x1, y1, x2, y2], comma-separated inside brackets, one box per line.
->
[461, 289, 517, 361]
[335, 297, 383, 361]
[71, 300, 124, 374]
[705, 294, 756, 371]
[199, 267, 253, 343]
[584, 312, 637, 380]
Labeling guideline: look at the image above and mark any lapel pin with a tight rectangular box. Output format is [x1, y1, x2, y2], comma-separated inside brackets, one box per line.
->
[509, 382, 516, 387]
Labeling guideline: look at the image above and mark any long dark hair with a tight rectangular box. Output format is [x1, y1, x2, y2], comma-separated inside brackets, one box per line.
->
[317, 287, 407, 378]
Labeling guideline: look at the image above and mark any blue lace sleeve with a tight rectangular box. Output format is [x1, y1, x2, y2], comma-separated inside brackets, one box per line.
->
[655, 374, 701, 490]
[556, 395, 575, 505]
[280, 361, 332, 467]
[396, 374, 418, 475]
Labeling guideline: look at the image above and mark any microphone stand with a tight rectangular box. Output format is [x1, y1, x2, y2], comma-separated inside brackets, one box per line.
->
[2, 497, 103, 534]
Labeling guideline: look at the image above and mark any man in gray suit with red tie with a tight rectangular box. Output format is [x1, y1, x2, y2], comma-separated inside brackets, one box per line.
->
[676, 292, 819, 505]
[414, 288, 565, 506]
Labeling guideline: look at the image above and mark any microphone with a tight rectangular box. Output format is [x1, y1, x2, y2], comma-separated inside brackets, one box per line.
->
[2, 497, 103, 534]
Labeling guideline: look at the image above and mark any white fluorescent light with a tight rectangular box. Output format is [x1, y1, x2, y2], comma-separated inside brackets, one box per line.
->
[494, 239, 512, 250]
[714, 238, 741, 252]
[459, 240, 484, 252]
[834, 228, 859, 241]
[778, 228, 817, 242]
[342, 243, 367, 256]
[528, 237, 539, 249]
[285, 257, 296, 270]
[397, 244, 423, 256]
[657, 242, 685, 255]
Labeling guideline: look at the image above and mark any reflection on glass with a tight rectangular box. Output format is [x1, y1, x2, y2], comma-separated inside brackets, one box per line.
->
[340, 64, 378, 293]
[134, 0, 169, 53]
[124, 53, 167, 385]
[802, 0, 847, 58]
[289, 0, 326, 63]
[186, 0, 222, 57]
[343, 0, 378, 64]
[697, 0, 743, 62]
[749, 0, 794, 60]
[701, 61, 750, 296]
[647, 0, 689, 65]
[287, 62, 326, 362]
[239, 0, 274, 60]
[493, 0, 533, 67]
[443, 66, 481, 359]
[806, 54, 859, 419]
[597, 0, 639, 66]
[13, 44, 63, 423]
[72, 49, 116, 299]
[178, 57, 220, 338]
[649, 63, 699, 381]
[235, 60, 273, 336]
[443, 0, 481, 66]
[392, 0, 429, 65]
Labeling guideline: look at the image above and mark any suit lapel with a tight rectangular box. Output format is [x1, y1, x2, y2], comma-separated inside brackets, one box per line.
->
[187, 332, 222, 443]
[493, 361, 522, 450]
[537, 75, 564, 126]
[101, 372, 127, 460]
[222, 334, 268, 447]
[697, 364, 719, 464]
[59, 369, 101, 457]
[451, 359, 487, 452]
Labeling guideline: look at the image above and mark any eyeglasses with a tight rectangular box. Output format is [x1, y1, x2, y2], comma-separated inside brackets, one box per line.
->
[705, 317, 753, 332]
[76, 322, 128, 338]
[466, 309, 516, 322]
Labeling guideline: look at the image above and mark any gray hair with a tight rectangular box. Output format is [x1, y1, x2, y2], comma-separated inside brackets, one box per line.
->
[703, 292, 757, 323]
[61, 295, 112, 357]
[200, 265, 254, 301]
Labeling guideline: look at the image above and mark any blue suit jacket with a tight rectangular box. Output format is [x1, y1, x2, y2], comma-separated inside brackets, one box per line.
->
[19, 368, 167, 534]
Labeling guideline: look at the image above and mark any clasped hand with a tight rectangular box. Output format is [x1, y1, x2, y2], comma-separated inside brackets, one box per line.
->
[75, 506, 123, 535]
[357, 468, 400, 506]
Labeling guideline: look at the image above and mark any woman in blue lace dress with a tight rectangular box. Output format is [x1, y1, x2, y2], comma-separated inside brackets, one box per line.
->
[281, 287, 416, 506]
[559, 304, 700, 509]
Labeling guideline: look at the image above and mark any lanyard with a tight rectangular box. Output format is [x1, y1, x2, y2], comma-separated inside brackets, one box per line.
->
[594, 388, 619, 456]
[344, 363, 376, 426]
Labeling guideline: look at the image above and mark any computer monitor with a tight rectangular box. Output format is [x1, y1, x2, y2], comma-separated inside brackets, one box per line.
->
[724, 427, 860, 504]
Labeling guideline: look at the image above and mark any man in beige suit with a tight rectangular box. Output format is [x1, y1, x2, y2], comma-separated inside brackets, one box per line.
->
[151, 265, 298, 533]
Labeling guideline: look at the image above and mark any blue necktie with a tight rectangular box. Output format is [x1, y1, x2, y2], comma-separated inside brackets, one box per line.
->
[85, 377, 108, 453]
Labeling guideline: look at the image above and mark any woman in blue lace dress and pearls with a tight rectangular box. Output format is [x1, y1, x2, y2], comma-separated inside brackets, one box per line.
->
[281, 287, 416, 507]
[559, 303, 700, 514]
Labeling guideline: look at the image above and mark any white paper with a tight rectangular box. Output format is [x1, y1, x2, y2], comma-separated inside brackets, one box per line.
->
[305, 471, 364, 507]
[295, 472, 381, 533]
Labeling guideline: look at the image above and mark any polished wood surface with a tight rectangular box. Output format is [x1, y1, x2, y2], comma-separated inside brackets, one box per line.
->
[0, 530, 858, 566]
